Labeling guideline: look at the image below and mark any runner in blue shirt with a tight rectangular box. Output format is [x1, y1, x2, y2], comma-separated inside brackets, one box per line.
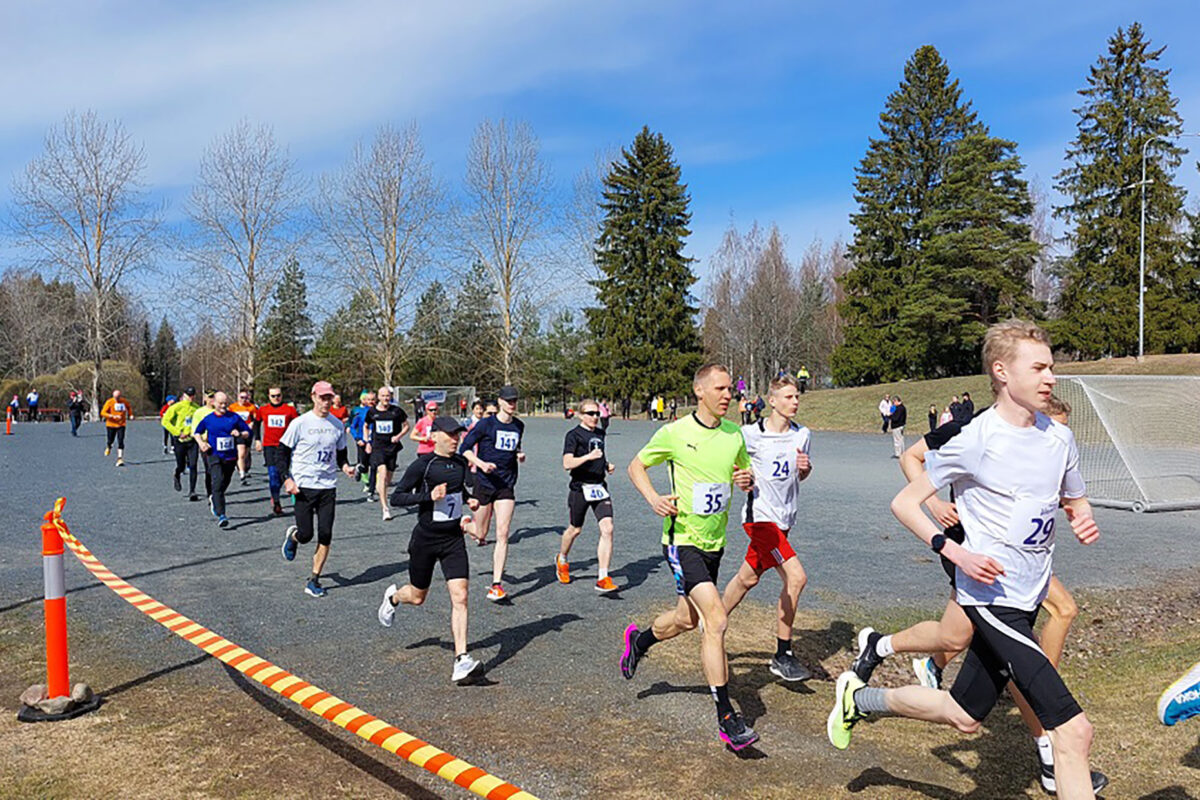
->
[194, 391, 252, 528]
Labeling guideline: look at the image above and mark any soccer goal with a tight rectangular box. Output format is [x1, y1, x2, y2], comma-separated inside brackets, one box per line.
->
[1054, 375, 1200, 512]
[391, 386, 477, 417]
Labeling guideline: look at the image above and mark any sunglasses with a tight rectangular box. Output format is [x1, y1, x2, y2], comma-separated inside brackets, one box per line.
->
[581, 410, 600, 416]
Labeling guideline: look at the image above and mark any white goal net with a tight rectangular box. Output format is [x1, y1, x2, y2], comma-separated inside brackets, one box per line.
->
[1055, 375, 1200, 512]
[390, 386, 477, 419]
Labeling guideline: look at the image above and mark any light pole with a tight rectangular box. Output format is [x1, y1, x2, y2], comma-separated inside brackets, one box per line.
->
[1139, 133, 1200, 360]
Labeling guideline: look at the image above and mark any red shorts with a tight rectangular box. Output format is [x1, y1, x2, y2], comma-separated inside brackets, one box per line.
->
[742, 522, 796, 572]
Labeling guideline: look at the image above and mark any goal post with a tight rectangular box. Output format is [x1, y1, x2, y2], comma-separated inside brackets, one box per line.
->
[1055, 375, 1200, 512]
[390, 386, 477, 418]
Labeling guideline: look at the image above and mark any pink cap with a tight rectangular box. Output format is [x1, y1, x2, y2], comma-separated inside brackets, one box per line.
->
[311, 380, 335, 397]
[425, 400, 439, 410]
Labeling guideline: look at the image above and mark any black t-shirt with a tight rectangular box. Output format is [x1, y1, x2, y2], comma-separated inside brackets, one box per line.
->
[365, 405, 408, 450]
[562, 424, 607, 490]
[390, 452, 474, 536]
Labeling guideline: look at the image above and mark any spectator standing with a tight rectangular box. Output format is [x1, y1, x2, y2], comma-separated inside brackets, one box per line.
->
[668, 396, 678, 421]
[68, 392, 86, 436]
[878, 395, 892, 433]
[621, 396, 631, 420]
[948, 395, 962, 421]
[889, 396, 907, 458]
[960, 391, 975, 420]
[938, 405, 953, 426]
[737, 375, 747, 396]
[599, 399, 611, 431]
[797, 365, 811, 394]
[928, 404, 938, 432]
[26, 389, 40, 422]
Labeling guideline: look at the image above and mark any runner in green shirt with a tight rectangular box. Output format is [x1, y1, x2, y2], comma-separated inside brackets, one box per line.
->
[621, 363, 758, 750]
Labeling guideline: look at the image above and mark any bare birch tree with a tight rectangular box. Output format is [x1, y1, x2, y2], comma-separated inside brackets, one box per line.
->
[10, 111, 160, 415]
[315, 123, 440, 386]
[461, 119, 553, 384]
[186, 120, 300, 392]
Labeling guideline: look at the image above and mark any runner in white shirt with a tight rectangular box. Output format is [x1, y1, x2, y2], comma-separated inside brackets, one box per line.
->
[828, 320, 1102, 800]
[721, 375, 813, 682]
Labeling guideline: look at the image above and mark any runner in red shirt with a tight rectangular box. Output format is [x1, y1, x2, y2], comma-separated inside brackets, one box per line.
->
[255, 386, 300, 515]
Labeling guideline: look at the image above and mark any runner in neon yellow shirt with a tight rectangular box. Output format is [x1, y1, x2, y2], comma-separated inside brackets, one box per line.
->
[621, 363, 757, 750]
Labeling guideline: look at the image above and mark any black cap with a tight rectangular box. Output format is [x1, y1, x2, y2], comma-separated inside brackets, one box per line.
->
[183, 386, 196, 396]
[432, 416, 466, 434]
[498, 385, 518, 401]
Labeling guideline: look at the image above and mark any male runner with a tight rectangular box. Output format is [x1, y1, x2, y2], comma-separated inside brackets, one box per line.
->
[162, 388, 202, 500]
[100, 390, 133, 466]
[365, 386, 410, 519]
[459, 385, 525, 601]
[228, 390, 259, 485]
[254, 387, 300, 515]
[194, 391, 253, 528]
[68, 392, 85, 437]
[721, 375, 813, 682]
[329, 393, 351, 424]
[378, 416, 484, 683]
[348, 390, 375, 488]
[557, 398, 618, 592]
[411, 401, 438, 455]
[828, 320, 1101, 800]
[620, 364, 758, 750]
[279, 381, 355, 598]
[159, 394, 175, 453]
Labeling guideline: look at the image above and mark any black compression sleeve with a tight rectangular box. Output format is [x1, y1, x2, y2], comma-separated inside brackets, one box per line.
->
[336, 447, 348, 469]
[277, 443, 292, 476]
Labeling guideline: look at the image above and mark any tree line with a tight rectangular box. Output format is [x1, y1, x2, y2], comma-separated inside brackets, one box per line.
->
[3, 21, 1197, 410]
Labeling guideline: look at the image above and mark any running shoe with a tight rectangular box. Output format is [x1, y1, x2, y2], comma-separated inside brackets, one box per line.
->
[486, 583, 506, 602]
[361, 482, 369, 493]
[1158, 660, 1200, 726]
[851, 627, 885, 684]
[304, 578, 326, 598]
[555, 554, 570, 584]
[595, 576, 618, 593]
[104, 447, 110, 456]
[769, 651, 813, 682]
[717, 711, 759, 751]
[272, 499, 284, 515]
[1038, 763, 1110, 795]
[173, 473, 182, 492]
[217, 515, 229, 529]
[912, 656, 943, 690]
[163, 445, 169, 454]
[116, 458, 125, 467]
[377, 584, 397, 627]
[827, 671, 867, 750]
[281, 526, 298, 561]
[620, 624, 642, 680]
[189, 493, 200, 502]
[368, 493, 378, 503]
[382, 508, 394, 521]
[452, 653, 482, 683]
[240, 475, 249, 486]
[209, 496, 217, 517]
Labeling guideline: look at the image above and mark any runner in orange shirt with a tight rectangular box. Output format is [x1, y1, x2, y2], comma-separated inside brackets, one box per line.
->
[228, 390, 259, 485]
[100, 389, 134, 467]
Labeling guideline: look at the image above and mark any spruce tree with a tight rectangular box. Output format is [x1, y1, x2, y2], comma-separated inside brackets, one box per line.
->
[312, 289, 374, 395]
[138, 320, 157, 403]
[586, 126, 700, 400]
[447, 261, 504, 391]
[258, 257, 314, 399]
[1054, 23, 1187, 357]
[401, 281, 454, 385]
[152, 318, 180, 402]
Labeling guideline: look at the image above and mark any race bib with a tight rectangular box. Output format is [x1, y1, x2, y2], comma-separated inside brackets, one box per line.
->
[768, 450, 793, 480]
[268, 414, 286, 428]
[692, 482, 731, 515]
[495, 430, 519, 451]
[114, 403, 126, 412]
[316, 447, 333, 464]
[376, 420, 394, 435]
[215, 436, 235, 452]
[236, 410, 251, 421]
[581, 483, 610, 502]
[433, 491, 463, 522]
[1006, 498, 1059, 549]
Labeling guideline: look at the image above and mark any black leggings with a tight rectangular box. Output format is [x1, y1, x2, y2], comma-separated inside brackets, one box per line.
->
[174, 437, 198, 493]
[106, 426, 126, 449]
[294, 487, 336, 547]
[207, 456, 236, 517]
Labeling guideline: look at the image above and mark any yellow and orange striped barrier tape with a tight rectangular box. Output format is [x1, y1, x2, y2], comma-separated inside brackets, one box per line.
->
[46, 498, 538, 800]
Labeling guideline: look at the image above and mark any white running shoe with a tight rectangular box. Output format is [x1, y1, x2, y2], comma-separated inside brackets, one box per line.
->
[382, 508, 394, 521]
[912, 656, 943, 690]
[377, 584, 397, 627]
[452, 653, 482, 683]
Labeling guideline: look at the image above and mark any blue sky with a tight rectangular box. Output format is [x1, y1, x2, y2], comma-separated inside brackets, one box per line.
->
[2, 0, 1199, 310]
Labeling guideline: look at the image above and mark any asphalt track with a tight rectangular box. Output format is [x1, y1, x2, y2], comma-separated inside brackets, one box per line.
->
[2, 417, 1198, 797]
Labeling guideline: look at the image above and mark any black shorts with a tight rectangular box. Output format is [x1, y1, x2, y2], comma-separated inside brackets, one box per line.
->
[567, 488, 614, 528]
[262, 445, 282, 468]
[950, 605, 1084, 730]
[293, 487, 337, 547]
[105, 426, 126, 449]
[939, 523, 967, 585]
[408, 529, 470, 590]
[475, 483, 515, 506]
[662, 544, 723, 597]
[370, 446, 399, 471]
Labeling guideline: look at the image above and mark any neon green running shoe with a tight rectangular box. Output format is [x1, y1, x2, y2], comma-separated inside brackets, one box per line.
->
[828, 671, 867, 750]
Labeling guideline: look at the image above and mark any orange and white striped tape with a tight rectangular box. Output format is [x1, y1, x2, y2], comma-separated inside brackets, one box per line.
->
[47, 501, 537, 800]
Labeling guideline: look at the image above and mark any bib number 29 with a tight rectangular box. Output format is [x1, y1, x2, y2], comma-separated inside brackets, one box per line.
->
[1022, 517, 1055, 546]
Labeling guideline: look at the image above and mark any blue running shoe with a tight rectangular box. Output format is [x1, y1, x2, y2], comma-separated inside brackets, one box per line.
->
[217, 515, 229, 529]
[1158, 660, 1200, 726]
[282, 525, 298, 561]
[304, 578, 326, 598]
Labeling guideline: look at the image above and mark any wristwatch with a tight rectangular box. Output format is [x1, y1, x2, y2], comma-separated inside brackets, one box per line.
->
[930, 533, 947, 554]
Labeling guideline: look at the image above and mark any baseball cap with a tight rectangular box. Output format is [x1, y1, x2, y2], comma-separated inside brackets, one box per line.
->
[311, 380, 334, 397]
[432, 416, 466, 434]
[498, 385, 519, 401]
[425, 400, 439, 410]
[183, 386, 196, 396]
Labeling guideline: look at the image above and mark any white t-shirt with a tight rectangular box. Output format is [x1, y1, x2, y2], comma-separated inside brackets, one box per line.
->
[741, 419, 811, 530]
[878, 399, 890, 416]
[925, 407, 1086, 611]
[279, 411, 346, 490]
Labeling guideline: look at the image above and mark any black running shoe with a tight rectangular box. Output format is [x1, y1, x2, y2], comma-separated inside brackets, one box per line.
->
[851, 627, 885, 684]
[173, 473, 182, 492]
[769, 651, 813, 682]
[1038, 762, 1109, 796]
[620, 624, 643, 680]
[717, 711, 759, 751]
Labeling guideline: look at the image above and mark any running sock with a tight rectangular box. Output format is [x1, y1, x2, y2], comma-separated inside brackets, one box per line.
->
[310, 572, 319, 583]
[875, 634, 895, 658]
[776, 638, 792, 658]
[598, 568, 609, 580]
[636, 627, 659, 654]
[853, 686, 892, 715]
[710, 684, 735, 716]
[1036, 734, 1053, 765]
